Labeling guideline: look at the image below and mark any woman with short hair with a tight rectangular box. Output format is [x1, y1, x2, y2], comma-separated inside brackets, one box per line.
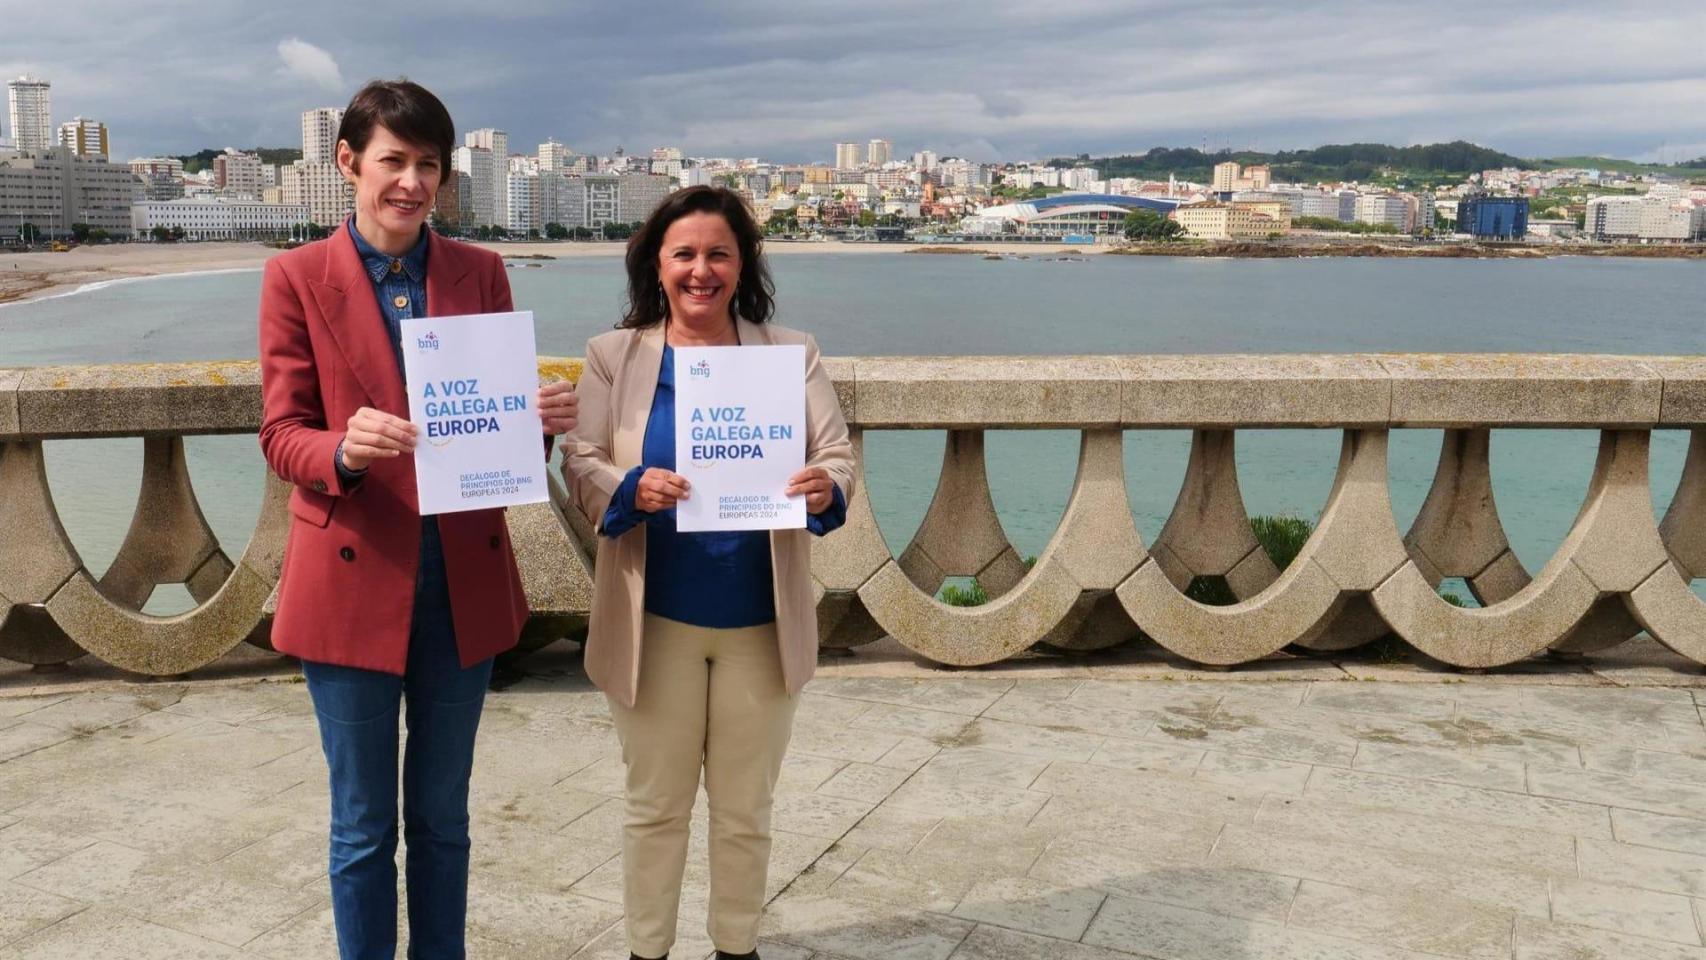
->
[258, 78, 576, 959]
[563, 185, 854, 960]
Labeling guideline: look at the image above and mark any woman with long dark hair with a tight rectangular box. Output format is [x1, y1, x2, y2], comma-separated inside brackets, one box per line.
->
[563, 186, 853, 960]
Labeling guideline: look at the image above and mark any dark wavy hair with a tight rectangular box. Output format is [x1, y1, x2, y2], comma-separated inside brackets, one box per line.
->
[621, 186, 774, 329]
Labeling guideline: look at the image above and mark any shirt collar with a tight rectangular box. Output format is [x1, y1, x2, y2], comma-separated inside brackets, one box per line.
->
[346, 218, 428, 285]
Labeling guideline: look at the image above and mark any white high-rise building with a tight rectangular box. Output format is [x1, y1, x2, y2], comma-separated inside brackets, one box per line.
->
[834, 142, 861, 170]
[8, 76, 53, 154]
[453, 144, 495, 226]
[538, 139, 572, 172]
[465, 129, 508, 226]
[912, 150, 938, 172]
[506, 172, 536, 234]
[867, 139, 892, 167]
[301, 108, 342, 163]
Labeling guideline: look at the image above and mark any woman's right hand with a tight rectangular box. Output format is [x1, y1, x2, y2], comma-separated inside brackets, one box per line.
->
[636, 468, 690, 512]
[341, 407, 419, 471]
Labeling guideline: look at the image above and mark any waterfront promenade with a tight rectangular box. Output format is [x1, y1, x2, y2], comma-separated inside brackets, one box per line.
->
[5, 637, 1706, 959]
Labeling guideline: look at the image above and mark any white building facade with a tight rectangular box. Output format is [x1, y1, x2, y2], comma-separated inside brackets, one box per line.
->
[7, 76, 53, 154]
[132, 198, 308, 240]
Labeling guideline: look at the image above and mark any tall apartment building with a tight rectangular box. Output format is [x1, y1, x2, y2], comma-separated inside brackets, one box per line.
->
[129, 158, 185, 200]
[867, 139, 892, 167]
[506, 171, 536, 234]
[561, 173, 673, 228]
[0, 146, 139, 240]
[465, 129, 508, 226]
[453, 144, 495, 226]
[1583, 195, 1701, 241]
[213, 149, 265, 196]
[434, 170, 465, 231]
[56, 117, 108, 159]
[912, 150, 938, 172]
[538, 139, 573, 172]
[8, 76, 53, 154]
[301, 108, 342, 163]
[1212, 161, 1271, 194]
[1356, 193, 1412, 232]
[284, 107, 351, 227]
[834, 142, 861, 170]
[279, 160, 353, 227]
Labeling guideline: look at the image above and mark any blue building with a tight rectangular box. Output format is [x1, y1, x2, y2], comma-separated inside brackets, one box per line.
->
[1457, 196, 1529, 240]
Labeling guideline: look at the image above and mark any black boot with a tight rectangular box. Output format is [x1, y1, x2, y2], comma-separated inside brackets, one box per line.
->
[715, 952, 759, 960]
[630, 954, 668, 960]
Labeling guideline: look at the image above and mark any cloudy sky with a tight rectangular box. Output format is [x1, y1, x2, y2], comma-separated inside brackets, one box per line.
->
[9, 1, 1706, 165]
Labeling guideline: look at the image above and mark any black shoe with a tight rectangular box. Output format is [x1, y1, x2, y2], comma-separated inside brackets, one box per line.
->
[630, 954, 667, 960]
[715, 952, 759, 960]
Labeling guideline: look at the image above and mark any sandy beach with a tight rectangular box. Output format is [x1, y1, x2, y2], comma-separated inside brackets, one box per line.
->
[0, 239, 1105, 306]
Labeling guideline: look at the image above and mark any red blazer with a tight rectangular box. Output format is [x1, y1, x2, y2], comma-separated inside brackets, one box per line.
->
[258, 226, 530, 673]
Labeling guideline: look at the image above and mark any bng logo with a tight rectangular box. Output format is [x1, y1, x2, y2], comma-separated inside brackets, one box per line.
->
[689, 359, 711, 379]
[417, 331, 440, 351]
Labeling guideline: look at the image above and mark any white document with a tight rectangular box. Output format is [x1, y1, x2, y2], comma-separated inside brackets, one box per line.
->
[673, 344, 807, 532]
[400, 311, 549, 515]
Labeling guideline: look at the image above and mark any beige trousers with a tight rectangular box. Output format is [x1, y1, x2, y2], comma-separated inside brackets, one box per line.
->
[605, 613, 799, 958]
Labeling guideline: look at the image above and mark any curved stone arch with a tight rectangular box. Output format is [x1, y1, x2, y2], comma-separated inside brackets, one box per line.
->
[1148, 430, 1281, 599]
[809, 430, 894, 650]
[896, 430, 1031, 598]
[99, 437, 234, 609]
[1625, 429, 1706, 663]
[40, 468, 295, 675]
[859, 429, 1146, 665]
[1118, 429, 1409, 666]
[1394, 428, 1640, 655]
[1374, 430, 1669, 667]
[0, 441, 87, 665]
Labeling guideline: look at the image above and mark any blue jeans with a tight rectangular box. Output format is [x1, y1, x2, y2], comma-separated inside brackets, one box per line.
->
[303, 523, 493, 960]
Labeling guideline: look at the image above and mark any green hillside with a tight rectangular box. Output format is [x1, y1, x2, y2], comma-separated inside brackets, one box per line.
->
[1056, 142, 1701, 184]
[171, 147, 302, 174]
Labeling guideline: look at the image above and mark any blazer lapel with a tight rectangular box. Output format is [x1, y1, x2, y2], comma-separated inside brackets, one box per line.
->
[425, 230, 481, 319]
[613, 324, 665, 469]
[309, 227, 408, 417]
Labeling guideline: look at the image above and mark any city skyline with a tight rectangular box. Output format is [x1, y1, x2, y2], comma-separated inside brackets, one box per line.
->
[6, 1, 1706, 165]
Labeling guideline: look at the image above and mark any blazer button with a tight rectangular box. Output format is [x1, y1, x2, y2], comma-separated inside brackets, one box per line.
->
[339, 546, 356, 562]
[489, 535, 502, 549]
[311, 480, 328, 493]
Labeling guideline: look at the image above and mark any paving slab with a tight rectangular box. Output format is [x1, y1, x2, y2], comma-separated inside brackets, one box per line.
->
[1549, 876, 1702, 945]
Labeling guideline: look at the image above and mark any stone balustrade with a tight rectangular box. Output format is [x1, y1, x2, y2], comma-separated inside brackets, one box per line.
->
[3, 354, 1706, 676]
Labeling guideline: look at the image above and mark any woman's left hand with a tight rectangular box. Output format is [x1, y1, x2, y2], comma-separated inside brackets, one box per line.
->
[538, 380, 579, 435]
[786, 467, 835, 514]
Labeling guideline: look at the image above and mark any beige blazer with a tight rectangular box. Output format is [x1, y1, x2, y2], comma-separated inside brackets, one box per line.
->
[562, 319, 855, 708]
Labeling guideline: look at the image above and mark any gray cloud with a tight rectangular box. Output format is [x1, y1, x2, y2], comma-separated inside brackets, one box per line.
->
[7, 1, 1706, 164]
[277, 38, 344, 93]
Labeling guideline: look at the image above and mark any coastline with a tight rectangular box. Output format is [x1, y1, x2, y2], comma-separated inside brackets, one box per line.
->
[5, 236, 1704, 307]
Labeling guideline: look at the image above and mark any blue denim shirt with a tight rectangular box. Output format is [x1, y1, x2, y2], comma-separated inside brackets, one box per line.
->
[336, 220, 444, 572]
[347, 219, 429, 378]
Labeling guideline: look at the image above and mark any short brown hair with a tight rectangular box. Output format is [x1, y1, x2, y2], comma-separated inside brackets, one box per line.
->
[621, 186, 774, 329]
[337, 79, 455, 172]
